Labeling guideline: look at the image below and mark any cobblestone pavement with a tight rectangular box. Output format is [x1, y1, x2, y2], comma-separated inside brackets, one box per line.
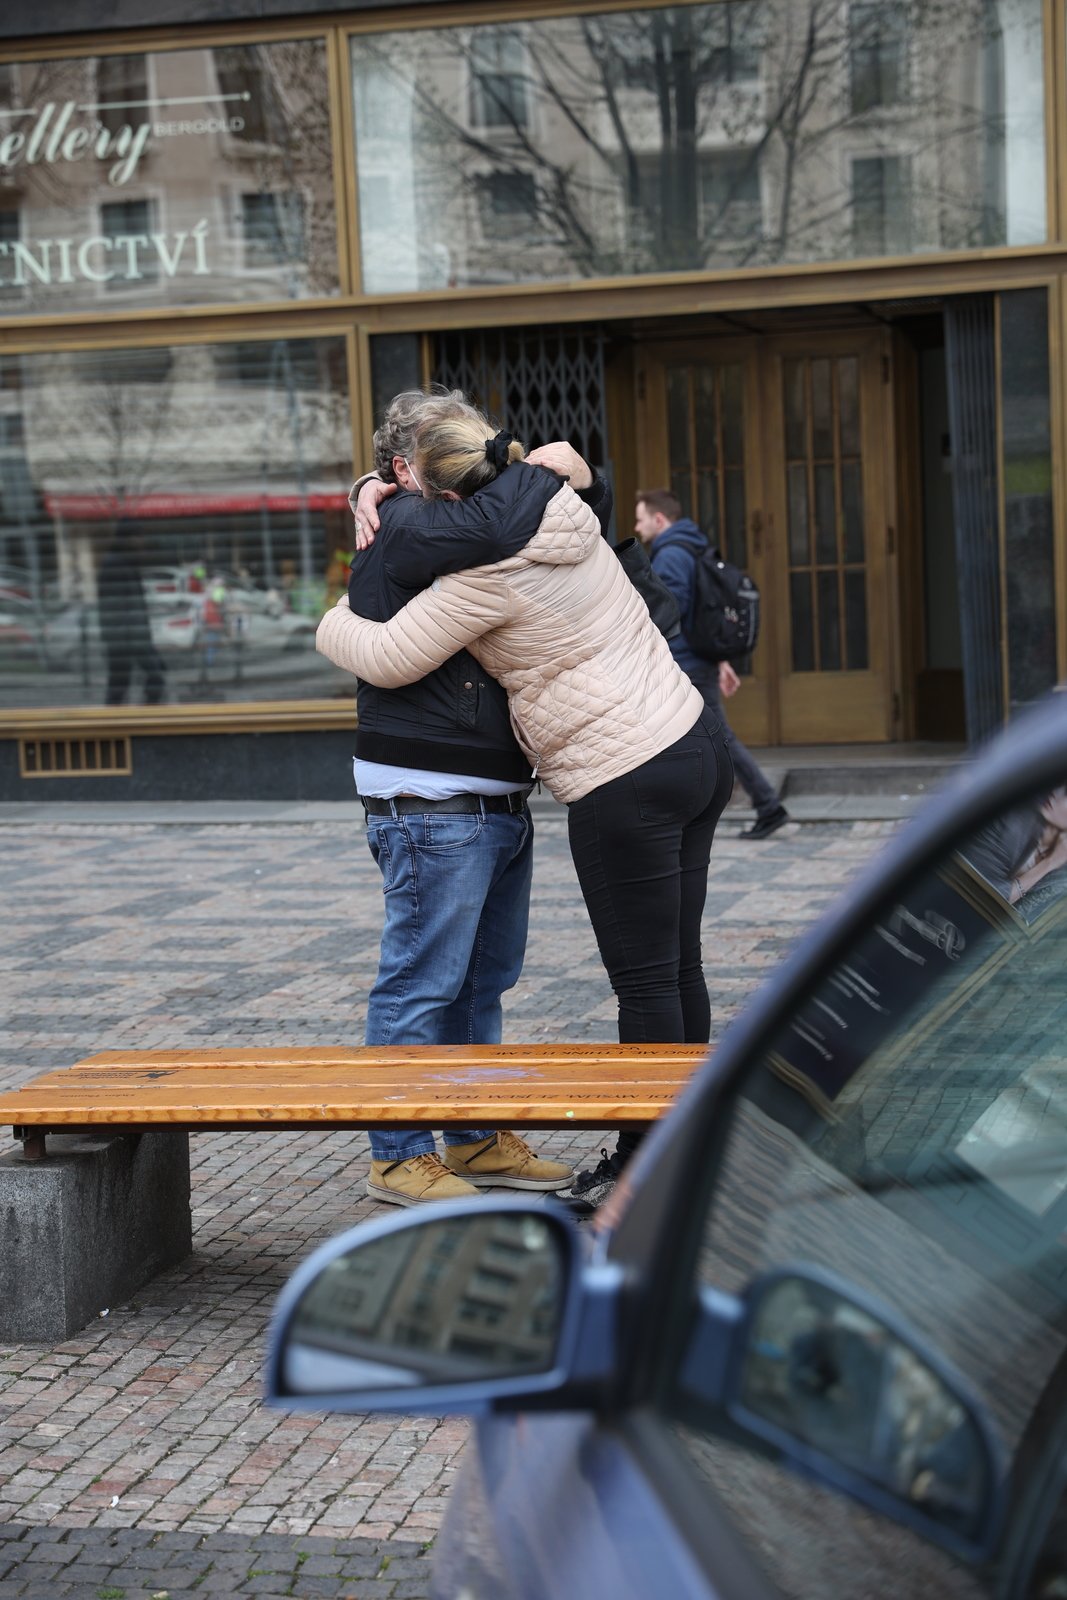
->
[0, 810, 896, 1597]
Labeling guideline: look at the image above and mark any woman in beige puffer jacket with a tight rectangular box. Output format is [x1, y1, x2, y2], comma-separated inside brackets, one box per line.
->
[318, 416, 734, 1209]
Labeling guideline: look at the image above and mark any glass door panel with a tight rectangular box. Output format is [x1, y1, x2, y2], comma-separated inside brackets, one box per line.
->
[769, 332, 893, 743]
[665, 361, 748, 571]
[783, 355, 869, 674]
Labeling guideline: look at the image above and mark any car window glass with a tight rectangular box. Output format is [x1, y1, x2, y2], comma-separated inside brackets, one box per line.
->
[668, 781, 1067, 1600]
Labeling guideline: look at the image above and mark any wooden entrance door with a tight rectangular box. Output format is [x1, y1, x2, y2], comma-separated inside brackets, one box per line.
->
[636, 331, 896, 745]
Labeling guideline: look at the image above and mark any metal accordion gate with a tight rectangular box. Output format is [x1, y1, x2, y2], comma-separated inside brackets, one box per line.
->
[431, 324, 610, 491]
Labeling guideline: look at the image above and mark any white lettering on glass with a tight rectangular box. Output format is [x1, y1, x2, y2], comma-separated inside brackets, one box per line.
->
[0, 222, 213, 288]
[191, 217, 209, 274]
[76, 236, 115, 282]
[0, 99, 156, 188]
[151, 229, 188, 277]
[11, 240, 51, 286]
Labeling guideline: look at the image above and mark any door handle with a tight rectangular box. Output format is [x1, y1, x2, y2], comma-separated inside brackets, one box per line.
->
[751, 510, 764, 559]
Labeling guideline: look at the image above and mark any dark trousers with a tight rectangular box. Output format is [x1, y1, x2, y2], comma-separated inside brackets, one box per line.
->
[105, 641, 166, 706]
[696, 674, 778, 818]
[567, 710, 733, 1159]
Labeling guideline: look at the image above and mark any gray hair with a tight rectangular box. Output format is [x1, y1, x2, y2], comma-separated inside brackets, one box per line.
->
[373, 386, 479, 482]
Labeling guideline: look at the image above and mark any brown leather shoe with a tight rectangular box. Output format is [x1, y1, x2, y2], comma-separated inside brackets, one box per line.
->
[444, 1131, 574, 1190]
[367, 1152, 480, 1207]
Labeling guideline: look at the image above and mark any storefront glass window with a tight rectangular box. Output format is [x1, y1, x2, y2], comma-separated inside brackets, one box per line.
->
[0, 39, 339, 314]
[0, 336, 357, 708]
[351, 0, 1045, 292]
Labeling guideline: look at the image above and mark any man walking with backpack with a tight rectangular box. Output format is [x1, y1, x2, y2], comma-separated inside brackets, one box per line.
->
[635, 489, 789, 840]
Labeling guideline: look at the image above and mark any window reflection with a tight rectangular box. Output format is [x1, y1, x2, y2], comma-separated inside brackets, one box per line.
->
[0, 337, 356, 708]
[0, 40, 338, 315]
[289, 1214, 563, 1389]
[351, 0, 1045, 293]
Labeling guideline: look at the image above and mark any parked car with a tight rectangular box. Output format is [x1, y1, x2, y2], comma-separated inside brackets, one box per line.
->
[267, 695, 1067, 1600]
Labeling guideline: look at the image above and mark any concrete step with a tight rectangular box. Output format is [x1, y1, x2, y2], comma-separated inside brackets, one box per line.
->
[779, 761, 961, 798]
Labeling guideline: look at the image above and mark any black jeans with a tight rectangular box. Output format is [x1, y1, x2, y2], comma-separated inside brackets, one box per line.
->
[567, 710, 733, 1159]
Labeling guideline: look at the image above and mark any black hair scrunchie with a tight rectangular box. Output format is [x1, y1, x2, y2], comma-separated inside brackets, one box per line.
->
[485, 430, 514, 471]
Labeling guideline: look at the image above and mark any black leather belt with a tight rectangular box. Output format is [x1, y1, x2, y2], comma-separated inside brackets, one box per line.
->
[361, 791, 529, 816]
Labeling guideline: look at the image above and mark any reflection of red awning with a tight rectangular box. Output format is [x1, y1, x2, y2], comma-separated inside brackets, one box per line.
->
[44, 491, 350, 520]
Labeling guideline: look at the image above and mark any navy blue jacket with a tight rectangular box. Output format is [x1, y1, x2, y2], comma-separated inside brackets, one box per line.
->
[648, 519, 715, 688]
[348, 462, 612, 781]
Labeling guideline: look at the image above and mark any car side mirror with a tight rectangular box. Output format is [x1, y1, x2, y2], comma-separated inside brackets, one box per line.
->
[680, 1266, 1003, 1560]
[266, 1198, 620, 1415]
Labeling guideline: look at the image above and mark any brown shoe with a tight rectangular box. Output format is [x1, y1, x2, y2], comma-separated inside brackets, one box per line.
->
[367, 1152, 480, 1208]
[444, 1131, 574, 1191]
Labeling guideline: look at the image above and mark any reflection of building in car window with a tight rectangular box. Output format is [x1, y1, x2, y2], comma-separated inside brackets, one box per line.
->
[959, 788, 1067, 922]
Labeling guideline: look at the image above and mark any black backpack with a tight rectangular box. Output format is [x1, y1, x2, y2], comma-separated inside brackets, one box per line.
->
[684, 542, 761, 663]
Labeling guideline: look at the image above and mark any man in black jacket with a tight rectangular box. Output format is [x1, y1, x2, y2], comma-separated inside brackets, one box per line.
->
[347, 391, 610, 1206]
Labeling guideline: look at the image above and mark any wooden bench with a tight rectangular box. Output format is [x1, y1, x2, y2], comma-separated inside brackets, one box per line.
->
[0, 1043, 708, 1339]
[0, 1042, 708, 1159]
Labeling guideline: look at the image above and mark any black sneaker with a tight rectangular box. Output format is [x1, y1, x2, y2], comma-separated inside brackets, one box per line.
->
[560, 1148, 626, 1215]
[739, 805, 789, 840]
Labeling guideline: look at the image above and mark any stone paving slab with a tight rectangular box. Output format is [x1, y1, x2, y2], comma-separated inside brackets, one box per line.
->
[0, 810, 897, 1596]
[0, 1524, 432, 1596]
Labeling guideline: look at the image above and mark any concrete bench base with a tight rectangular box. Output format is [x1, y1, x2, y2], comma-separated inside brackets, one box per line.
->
[0, 1131, 191, 1341]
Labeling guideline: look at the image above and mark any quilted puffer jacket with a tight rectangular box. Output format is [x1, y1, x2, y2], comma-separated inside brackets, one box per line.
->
[316, 482, 703, 803]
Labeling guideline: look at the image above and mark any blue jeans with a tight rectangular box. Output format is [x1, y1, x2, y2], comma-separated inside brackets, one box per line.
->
[364, 805, 534, 1162]
[694, 672, 778, 818]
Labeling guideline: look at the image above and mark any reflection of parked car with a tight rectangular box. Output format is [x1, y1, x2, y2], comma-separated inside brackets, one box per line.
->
[142, 567, 316, 651]
[268, 697, 1067, 1600]
[31, 597, 201, 665]
[34, 587, 314, 668]
[0, 592, 83, 666]
[225, 590, 316, 651]
[0, 592, 40, 657]
[141, 566, 199, 605]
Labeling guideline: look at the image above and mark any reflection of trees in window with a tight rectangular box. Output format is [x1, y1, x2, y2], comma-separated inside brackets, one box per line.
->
[100, 198, 159, 290]
[95, 52, 148, 136]
[0, 64, 17, 107]
[353, 0, 1043, 288]
[469, 27, 528, 129]
[849, 1, 909, 113]
[851, 154, 912, 256]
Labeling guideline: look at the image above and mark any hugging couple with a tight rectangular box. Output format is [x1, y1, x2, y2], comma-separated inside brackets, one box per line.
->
[317, 387, 733, 1216]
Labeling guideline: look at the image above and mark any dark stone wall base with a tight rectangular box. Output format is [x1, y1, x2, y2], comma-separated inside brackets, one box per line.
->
[0, 730, 357, 802]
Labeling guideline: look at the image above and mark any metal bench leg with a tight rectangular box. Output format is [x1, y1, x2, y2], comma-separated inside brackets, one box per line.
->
[16, 1129, 46, 1161]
